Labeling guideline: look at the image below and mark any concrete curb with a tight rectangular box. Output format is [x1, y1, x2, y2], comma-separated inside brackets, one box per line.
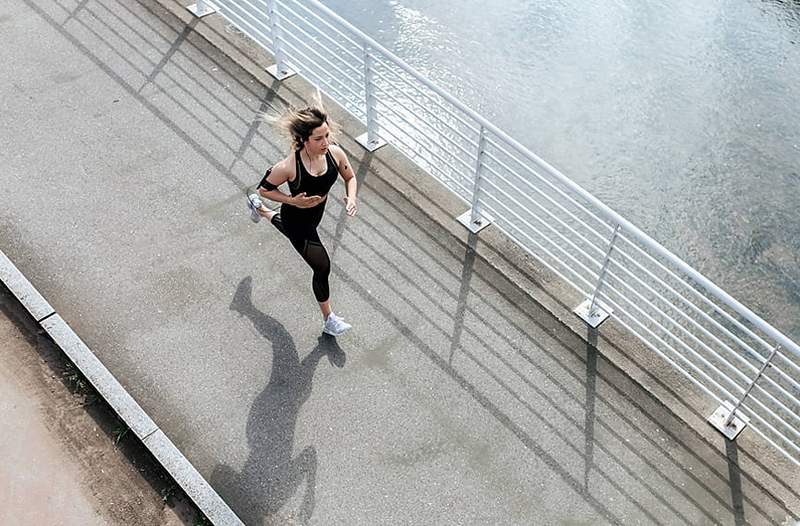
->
[0, 249, 244, 526]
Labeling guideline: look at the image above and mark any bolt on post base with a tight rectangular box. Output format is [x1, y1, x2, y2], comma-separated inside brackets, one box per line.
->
[187, 2, 219, 17]
[355, 132, 387, 152]
[708, 401, 750, 440]
[574, 298, 612, 328]
[457, 210, 493, 234]
[266, 64, 297, 81]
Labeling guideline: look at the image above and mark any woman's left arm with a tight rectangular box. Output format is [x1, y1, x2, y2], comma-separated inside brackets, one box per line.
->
[333, 145, 358, 217]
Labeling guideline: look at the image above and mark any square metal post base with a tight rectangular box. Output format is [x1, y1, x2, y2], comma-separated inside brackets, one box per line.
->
[355, 132, 387, 152]
[187, 2, 219, 17]
[574, 298, 612, 328]
[266, 64, 297, 81]
[457, 210, 493, 233]
[708, 401, 750, 440]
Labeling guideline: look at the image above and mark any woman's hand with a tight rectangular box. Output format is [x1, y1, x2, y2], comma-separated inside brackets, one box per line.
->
[292, 192, 325, 208]
[343, 195, 357, 216]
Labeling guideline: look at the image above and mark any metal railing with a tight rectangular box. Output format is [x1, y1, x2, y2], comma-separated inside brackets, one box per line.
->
[188, 0, 800, 465]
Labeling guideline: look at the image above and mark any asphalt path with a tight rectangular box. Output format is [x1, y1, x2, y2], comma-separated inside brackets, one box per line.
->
[2, 0, 798, 524]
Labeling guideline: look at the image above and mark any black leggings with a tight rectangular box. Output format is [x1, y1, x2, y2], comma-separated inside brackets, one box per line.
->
[271, 214, 331, 302]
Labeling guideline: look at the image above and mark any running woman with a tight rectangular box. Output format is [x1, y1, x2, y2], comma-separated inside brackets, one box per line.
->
[247, 106, 357, 336]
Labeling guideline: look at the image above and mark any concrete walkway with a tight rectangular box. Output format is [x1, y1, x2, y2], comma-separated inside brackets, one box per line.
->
[2, 0, 798, 524]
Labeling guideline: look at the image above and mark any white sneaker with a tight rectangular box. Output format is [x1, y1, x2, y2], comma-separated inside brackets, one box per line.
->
[247, 193, 263, 223]
[323, 313, 352, 336]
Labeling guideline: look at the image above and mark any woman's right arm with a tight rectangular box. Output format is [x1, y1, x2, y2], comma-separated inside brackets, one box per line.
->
[257, 162, 293, 204]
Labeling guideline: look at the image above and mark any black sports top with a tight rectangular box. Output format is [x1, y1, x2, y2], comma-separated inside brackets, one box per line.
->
[287, 149, 339, 198]
[258, 149, 340, 228]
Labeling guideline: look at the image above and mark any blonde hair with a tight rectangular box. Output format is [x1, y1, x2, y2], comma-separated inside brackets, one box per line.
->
[259, 90, 335, 151]
[278, 106, 331, 151]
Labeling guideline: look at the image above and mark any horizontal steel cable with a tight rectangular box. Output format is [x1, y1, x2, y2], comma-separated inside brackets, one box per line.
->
[368, 84, 477, 173]
[366, 53, 482, 136]
[368, 100, 476, 188]
[366, 67, 481, 156]
[479, 175, 606, 272]
[484, 136, 616, 236]
[359, 116, 475, 199]
[273, 12, 364, 78]
[616, 233, 778, 352]
[477, 193, 601, 292]
[214, 0, 273, 46]
[605, 249, 800, 401]
[480, 158, 610, 251]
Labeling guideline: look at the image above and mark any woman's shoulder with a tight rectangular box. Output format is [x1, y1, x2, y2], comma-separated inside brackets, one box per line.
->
[271, 152, 298, 179]
[328, 144, 348, 163]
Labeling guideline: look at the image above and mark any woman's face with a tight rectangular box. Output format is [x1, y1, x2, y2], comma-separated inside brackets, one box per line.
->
[305, 122, 330, 156]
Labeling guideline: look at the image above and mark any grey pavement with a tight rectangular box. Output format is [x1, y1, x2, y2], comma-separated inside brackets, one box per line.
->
[2, 0, 799, 524]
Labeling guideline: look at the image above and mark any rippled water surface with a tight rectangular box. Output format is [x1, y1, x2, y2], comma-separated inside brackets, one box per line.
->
[321, 0, 800, 341]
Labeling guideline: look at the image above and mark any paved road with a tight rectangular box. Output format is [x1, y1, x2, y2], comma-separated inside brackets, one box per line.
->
[2, 0, 798, 524]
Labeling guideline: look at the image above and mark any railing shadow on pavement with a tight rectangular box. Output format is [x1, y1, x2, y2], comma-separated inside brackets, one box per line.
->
[358, 143, 800, 498]
[317, 151, 799, 524]
[22, 0, 799, 523]
[725, 439, 747, 526]
[218, 276, 345, 525]
[32, 0, 287, 195]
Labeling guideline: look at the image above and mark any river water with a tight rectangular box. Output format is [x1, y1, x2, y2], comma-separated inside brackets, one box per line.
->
[322, 0, 800, 342]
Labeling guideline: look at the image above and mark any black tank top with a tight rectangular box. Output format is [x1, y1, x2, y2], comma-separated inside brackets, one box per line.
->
[287, 149, 339, 198]
[281, 149, 340, 228]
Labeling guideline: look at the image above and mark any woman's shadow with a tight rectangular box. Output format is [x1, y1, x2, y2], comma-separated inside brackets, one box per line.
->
[212, 276, 346, 525]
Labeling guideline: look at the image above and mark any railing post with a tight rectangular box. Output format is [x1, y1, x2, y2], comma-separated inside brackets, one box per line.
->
[265, 0, 296, 80]
[356, 44, 386, 152]
[708, 345, 780, 440]
[457, 125, 493, 233]
[187, 0, 218, 18]
[574, 224, 620, 328]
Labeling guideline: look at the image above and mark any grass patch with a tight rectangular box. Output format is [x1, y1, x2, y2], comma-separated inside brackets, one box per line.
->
[112, 425, 130, 446]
